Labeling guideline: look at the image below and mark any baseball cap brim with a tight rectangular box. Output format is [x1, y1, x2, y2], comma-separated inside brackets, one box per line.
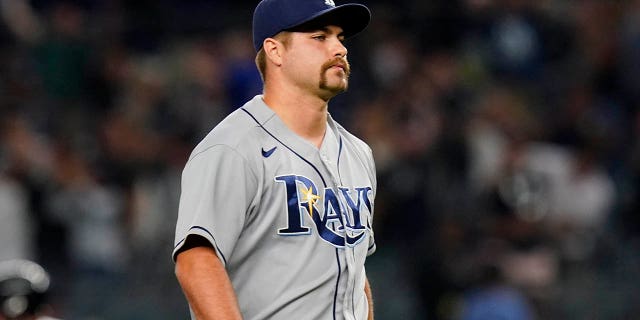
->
[284, 4, 371, 40]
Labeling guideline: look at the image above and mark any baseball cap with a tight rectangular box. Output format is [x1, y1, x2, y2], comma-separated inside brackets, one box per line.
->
[252, 0, 371, 51]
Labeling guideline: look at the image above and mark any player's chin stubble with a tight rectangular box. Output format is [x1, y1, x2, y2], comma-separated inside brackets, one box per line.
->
[319, 57, 350, 94]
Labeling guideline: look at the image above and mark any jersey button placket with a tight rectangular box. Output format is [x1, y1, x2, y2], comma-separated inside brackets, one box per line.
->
[319, 152, 339, 185]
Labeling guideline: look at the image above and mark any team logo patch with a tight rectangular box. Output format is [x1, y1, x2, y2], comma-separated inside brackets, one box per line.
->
[275, 174, 372, 248]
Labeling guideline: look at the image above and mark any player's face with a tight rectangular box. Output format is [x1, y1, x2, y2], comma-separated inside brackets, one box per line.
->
[282, 25, 350, 99]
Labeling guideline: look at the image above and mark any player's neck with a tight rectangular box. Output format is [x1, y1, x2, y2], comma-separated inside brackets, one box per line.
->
[263, 87, 329, 149]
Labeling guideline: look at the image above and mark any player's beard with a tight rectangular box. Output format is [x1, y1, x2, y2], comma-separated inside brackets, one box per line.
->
[319, 57, 350, 95]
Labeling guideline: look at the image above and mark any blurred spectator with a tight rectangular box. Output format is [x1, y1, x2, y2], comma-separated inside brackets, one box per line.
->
[31, 2, 91, 102]
[221, 29, 262, 111]
[0, 113, 54, 264]
[45, 142, 126, 319]
[460, 265, 535, 320]
[0, 177, 33, 262]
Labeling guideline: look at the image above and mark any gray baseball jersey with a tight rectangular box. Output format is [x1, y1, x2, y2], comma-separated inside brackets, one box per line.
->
[173, 95, 376, 320]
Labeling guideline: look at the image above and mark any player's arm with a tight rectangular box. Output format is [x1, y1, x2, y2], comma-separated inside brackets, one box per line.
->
[365, 277, 374, 320]
[175, 235, 242, 320]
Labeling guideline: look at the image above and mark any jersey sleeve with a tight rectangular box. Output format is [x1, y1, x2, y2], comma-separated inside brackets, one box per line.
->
[172, 144, 258, 266]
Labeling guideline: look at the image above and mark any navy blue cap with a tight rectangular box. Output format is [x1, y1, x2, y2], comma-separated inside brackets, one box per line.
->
[252, 0, 371, 52]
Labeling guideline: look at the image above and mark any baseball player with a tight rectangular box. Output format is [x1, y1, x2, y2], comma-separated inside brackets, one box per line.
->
[173, 0, 375, 319]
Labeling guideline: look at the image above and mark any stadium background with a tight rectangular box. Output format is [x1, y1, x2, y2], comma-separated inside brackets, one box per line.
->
[0, 0, 639, 319]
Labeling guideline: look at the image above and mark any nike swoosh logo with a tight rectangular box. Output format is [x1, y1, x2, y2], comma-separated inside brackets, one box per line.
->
[261, 146, 277, 158]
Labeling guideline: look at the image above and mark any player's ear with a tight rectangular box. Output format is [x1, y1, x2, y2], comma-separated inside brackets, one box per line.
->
[263, 37, 284, 67]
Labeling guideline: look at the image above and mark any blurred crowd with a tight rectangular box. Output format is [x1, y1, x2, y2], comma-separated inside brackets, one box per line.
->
[0, 0, 639, 319]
